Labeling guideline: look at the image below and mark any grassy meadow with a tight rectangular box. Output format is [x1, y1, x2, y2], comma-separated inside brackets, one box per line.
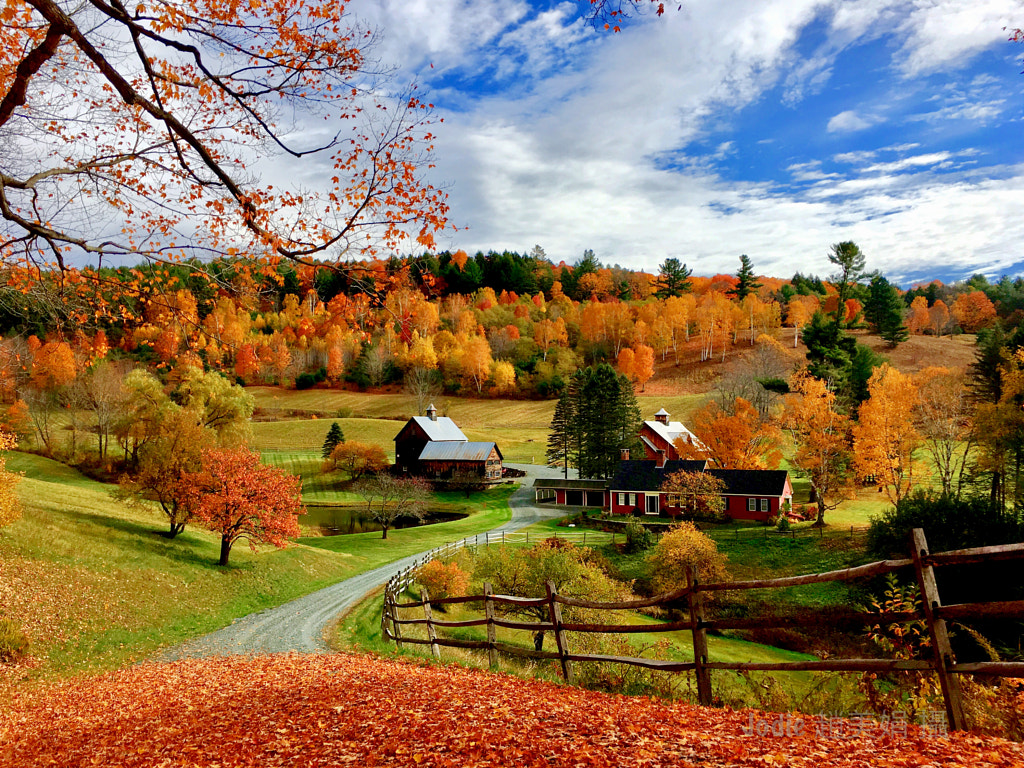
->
[0, 452, 517, 688]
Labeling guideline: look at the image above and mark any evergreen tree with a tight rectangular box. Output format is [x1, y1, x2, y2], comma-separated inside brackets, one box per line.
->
[802, 311, 857, 388]
[322, 422, 345, 458]
[865, 276, 909, 347]
[546, 378, 578, 479]
[827, 241, 866, 325]
[728, 254, 762, 300]
[547, 363, 642, 479]
[654, 258, 693, 298]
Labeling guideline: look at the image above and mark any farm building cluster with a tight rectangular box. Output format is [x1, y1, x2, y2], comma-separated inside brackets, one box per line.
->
[394, 405, 793, 523]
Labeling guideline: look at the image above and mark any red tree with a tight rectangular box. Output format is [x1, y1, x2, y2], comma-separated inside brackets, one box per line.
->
[193, 448, 302, 566]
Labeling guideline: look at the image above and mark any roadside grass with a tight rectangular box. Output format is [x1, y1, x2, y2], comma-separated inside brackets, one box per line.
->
[0, 454, 516, 685]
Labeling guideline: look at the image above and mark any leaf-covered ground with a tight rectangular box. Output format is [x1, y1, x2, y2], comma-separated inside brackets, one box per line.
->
[1, 654, 1021, 767]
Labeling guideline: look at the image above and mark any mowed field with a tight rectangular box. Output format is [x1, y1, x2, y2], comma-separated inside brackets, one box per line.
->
[249, 390, 708, 465]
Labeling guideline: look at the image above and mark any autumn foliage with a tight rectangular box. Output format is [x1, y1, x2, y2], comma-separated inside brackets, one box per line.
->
[190, 448, 302, 566]
[0, 429, 22, 530]
[4, 654, 1022, 768]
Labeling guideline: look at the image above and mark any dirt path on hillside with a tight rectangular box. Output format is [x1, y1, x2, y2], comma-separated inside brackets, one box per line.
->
[156, 464, 572, 660]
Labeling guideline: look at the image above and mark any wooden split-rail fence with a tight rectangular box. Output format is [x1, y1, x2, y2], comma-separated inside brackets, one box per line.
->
[382, 528, 1024, 731]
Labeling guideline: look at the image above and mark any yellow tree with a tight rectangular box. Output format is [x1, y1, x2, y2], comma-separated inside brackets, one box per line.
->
[785, 295, 818, 348]
[632, 344, 655, 392]
[853, 365, 921, 505]
[929, 300, 950, 338]
[459, 335, 493, 394]
[616, 347, 636, 383]
[783, 371, 854, 526]
[914, 367, 973, 498]
[533, 318, 568, 362]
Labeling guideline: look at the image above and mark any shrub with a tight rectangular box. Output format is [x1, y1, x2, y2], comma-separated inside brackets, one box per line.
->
[416, 559, 469, 602]
[776, 516, 791, 532]
[867, 492, 1024, 558]
[0, 618, 29, 663]
[295, 371, 317, 390]
[646, 521, 728, 595]
[624, 518, 656, 553]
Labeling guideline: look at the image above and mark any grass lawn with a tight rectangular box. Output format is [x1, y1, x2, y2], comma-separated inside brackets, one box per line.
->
[0, 453, 517, 686]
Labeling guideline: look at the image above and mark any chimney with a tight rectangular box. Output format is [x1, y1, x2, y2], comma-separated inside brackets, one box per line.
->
[655, 407, 669, 425]
[426, 403, 437, 421]
[620, 448, 630, 462]
[656, 448, 666, 469]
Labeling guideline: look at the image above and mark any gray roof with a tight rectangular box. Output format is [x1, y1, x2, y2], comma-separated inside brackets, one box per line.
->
[410, 415, 468, 442]
[418, 441, 500, 462]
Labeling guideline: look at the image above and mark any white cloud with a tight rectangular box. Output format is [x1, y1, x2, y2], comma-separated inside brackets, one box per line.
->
[826, 110, 876, 133]
[271, 0, 1024, 281]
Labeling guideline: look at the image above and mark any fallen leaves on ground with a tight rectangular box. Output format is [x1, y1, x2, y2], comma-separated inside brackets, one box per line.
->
[1, 653, 1021, 767]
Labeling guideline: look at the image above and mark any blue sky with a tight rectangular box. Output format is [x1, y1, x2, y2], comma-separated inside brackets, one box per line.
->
[347, 0, 1024, 285]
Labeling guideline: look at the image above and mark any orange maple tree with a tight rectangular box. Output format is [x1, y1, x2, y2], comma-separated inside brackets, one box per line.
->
[191, 447, 302, 566]
[782, 371, 854, 526]
[676, 397, 782, 470]
[1, 0, 448, 291]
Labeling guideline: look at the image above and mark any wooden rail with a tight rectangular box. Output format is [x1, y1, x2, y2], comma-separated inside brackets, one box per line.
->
[381, 528, 1024, 731]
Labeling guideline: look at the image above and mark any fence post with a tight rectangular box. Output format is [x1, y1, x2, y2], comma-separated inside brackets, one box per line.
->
[391, 591, 404, 651]
[910, 528, 966, 731]
[502, 530, 506, 545]
[421, 587, 441, 661]
[583, 530, 587, 547]
[546, 580, 573, 684]
[686, 566, 713, 707]
[483, 582, 498, 670]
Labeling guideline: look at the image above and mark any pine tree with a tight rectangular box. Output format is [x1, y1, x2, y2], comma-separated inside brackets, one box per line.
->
[322, 422, 345, 458]
[865, 276, 909, 348]
[546, 380, 578, 479]
[728, 254, 762, 300]
[654, 258, 693, 298]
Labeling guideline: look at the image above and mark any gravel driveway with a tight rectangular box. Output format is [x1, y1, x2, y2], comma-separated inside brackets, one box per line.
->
[157, 464, 573, 660]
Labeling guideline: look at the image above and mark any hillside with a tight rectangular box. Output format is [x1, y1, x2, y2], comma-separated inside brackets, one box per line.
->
[2, 654, 1020, 767]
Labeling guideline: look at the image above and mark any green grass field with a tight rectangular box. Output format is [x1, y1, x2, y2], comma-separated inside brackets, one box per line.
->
[0, 452, 517, 685]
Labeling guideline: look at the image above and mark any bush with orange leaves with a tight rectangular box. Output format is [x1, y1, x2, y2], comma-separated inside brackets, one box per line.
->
[416, 559, 470, 603]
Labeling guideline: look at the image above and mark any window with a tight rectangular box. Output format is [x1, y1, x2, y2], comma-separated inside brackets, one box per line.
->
[721, 496, 729, 511]
[629, 493, 636, 507]
[747, 498, 756, 512]
[617, 493, 626, 506]
[760, 498, 769, 512]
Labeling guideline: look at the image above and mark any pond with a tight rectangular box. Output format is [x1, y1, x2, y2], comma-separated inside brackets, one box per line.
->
[300, 504, 467, 535]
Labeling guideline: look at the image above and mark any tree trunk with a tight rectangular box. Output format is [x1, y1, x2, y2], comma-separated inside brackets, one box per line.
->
[219, 537, 232, 566]
[815, 499, 826, 527]
[381, 525, 389, 540]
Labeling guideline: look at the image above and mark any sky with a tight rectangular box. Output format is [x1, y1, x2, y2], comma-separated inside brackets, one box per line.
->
[342, 0, 1024, 286]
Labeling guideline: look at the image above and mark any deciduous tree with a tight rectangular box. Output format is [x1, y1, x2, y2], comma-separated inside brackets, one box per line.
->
[914, 367, 973, 498]
[0, 430, 22, 530]
[192, 448, 302, 566]
[323, 441, 388, 481]
[676, 397, 782, 469]
[646, 522, 728, 595]
[782, 371, 854, 526]
[659, 471, 727, 519]
[952, 291, 997, 333]
[352, 473, 429, 540]
[853, 365, 921, 505]
[1, 0, 448, 303]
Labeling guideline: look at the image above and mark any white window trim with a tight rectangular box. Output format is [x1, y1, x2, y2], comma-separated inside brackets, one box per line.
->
[760, 498, 769, 512]
[747, 498, 756, 512]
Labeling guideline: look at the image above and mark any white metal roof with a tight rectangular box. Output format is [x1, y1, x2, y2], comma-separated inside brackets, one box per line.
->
[410, 415, 468, 442]
[643, 419, 699, 448]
